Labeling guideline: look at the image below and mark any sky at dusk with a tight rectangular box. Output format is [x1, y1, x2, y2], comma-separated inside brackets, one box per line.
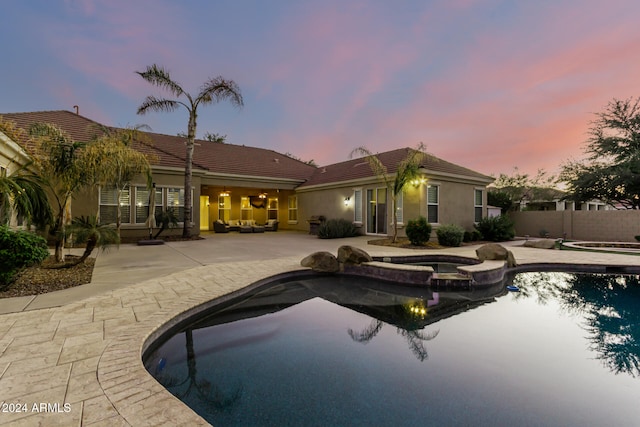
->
[2, 0, 639, 177]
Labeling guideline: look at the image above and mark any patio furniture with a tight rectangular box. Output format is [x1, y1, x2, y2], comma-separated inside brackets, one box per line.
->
[307, 215, 326, 235]
[227, 219, 241, 232]
[239, 220, 254, 233]
[213, 220, 229, 233]
[265, 219, 279, 231]
[252, 224, 265, 233]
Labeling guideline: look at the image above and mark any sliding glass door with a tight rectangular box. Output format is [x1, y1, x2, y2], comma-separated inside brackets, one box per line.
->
[366, 188, 387, 234]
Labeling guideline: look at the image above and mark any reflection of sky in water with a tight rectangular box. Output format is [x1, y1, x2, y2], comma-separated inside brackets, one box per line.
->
[146, 274, 640, 427]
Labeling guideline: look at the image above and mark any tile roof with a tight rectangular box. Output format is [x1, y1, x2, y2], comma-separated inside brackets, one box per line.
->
[299, 147, 493, 187]
[0, 110, 316, 180]
[0, 111, 492, 187]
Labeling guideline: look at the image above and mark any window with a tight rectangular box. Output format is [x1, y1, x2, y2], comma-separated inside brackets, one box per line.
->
[427, 185, 438, 223]
[218, 195, 231, 222]
[354, 189, 362, 223]
[474, 189, 483, 222]
[135, 186, 162, 224]
[288, 196, 298, 222]
[395, 191, 404, 224]
[241, 196, 253, 220]
[99, 185, 130, 225]
[268, 197, 278, 220]
[167, 187, 185, 222]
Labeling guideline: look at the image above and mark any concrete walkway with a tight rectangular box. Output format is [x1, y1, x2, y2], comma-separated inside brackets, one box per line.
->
[0, 232, 639, 425]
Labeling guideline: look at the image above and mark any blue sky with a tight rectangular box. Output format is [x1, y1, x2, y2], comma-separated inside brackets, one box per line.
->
[1, 0, 639, 176]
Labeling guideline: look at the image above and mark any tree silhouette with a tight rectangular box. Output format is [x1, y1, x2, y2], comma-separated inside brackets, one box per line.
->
[137, 64, 243, 237]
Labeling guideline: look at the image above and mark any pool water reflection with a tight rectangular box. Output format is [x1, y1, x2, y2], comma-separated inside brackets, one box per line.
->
[144, 273, 640, 426]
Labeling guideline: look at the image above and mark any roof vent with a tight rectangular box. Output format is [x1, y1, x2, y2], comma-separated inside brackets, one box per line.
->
[321, 168, 327, 173]
[274, 158, 279, 163]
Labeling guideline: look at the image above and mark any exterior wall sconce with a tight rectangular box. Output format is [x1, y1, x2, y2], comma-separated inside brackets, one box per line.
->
[411, 176, 427, 187]
[344, 196, 351, 206]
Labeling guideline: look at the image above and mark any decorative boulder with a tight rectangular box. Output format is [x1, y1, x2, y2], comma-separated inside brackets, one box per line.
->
[300, 251, 340, 273]
[476, 243, 517, 268]
[523, 239, 557, 249]
[337, 245, 372, 265]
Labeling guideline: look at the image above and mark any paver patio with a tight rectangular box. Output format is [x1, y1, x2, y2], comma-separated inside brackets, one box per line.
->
[1, 232, 639, 425]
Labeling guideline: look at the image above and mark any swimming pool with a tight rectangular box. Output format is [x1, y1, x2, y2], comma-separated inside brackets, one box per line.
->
[143, 272, 640, 426]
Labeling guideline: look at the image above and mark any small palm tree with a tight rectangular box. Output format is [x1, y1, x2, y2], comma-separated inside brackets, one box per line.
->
[63, 215, 119, 266]
[83, 127, 154, 236]
[0, 165, 52, 228]
[136, 64, 244, 238]
[29, 123, 89, 262]
[153, 208, 179, 239]
[350, 143, 427, 242]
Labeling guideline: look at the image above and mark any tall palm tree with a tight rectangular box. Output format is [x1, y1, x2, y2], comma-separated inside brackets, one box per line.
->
[136, 64, 244, 238]
[350, 143, 427, 242]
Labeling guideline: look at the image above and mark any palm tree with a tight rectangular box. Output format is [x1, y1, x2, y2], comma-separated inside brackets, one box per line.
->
[350, 143, 427, 242]
[0, 165, 52, 228]
[62, 215, 119, 267]
[136, 64, 244, 238]
[153, 208, 179, 239]
[29, 123, 89, 262]
[83, 127, 154, 236]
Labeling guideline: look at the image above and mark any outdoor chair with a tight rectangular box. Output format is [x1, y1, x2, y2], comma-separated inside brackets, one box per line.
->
[265, 219, 279, 231]
[213, 220, 229, 233]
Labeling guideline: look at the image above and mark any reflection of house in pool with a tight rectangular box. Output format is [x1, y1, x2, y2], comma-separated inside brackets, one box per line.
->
[179, 275, 506, 333]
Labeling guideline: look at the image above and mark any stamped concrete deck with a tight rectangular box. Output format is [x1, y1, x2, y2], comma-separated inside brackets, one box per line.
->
[1, 232, 639, 426]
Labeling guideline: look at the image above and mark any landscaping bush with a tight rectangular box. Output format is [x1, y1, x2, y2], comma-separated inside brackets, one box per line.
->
[0, 226, 49, 287]
[436, 224, 465, 247]
[405, 216, 432, 245]
[317, 218, 359, 239]
[474, 215, 515, 242]
[463, 229, 482, 243]
[635, 235, 640, 242]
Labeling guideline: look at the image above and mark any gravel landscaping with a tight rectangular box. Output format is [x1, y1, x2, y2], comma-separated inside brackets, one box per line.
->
[0, 256, 94, 298]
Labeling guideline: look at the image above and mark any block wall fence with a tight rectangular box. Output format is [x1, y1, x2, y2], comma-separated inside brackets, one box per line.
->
[509, 210, 640, 242]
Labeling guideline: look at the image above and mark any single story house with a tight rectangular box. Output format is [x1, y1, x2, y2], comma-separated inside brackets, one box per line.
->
[0, 110, 493, 238]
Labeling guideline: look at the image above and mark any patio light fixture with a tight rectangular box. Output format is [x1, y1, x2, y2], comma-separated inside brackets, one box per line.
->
[344, 196, 350, 206]
[411, 176, 427, 187]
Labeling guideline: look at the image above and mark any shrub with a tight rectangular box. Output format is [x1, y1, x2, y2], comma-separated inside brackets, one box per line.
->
[0, 226, 49, 287]
[436, 224, 465, 247]
[317, 218, 359, 239]
[635, 235, 640, 242]
[463, 230, 482, 243]
[474, 215, 515, 242]
[405, 216, 432, 245]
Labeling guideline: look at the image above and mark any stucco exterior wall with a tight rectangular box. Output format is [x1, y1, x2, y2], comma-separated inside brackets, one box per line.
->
[426, 180, 487, 232]
[297, 178, 488, 237]
[295, 187, 356, 233]
[510, 210, 640, 241]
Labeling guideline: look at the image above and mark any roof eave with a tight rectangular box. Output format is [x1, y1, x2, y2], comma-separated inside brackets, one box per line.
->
[0, 130, 31, 165]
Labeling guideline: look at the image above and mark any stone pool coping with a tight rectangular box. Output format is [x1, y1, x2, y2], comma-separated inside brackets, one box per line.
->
[562, 241, 640, 253]
[3, 243, 640, 425]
